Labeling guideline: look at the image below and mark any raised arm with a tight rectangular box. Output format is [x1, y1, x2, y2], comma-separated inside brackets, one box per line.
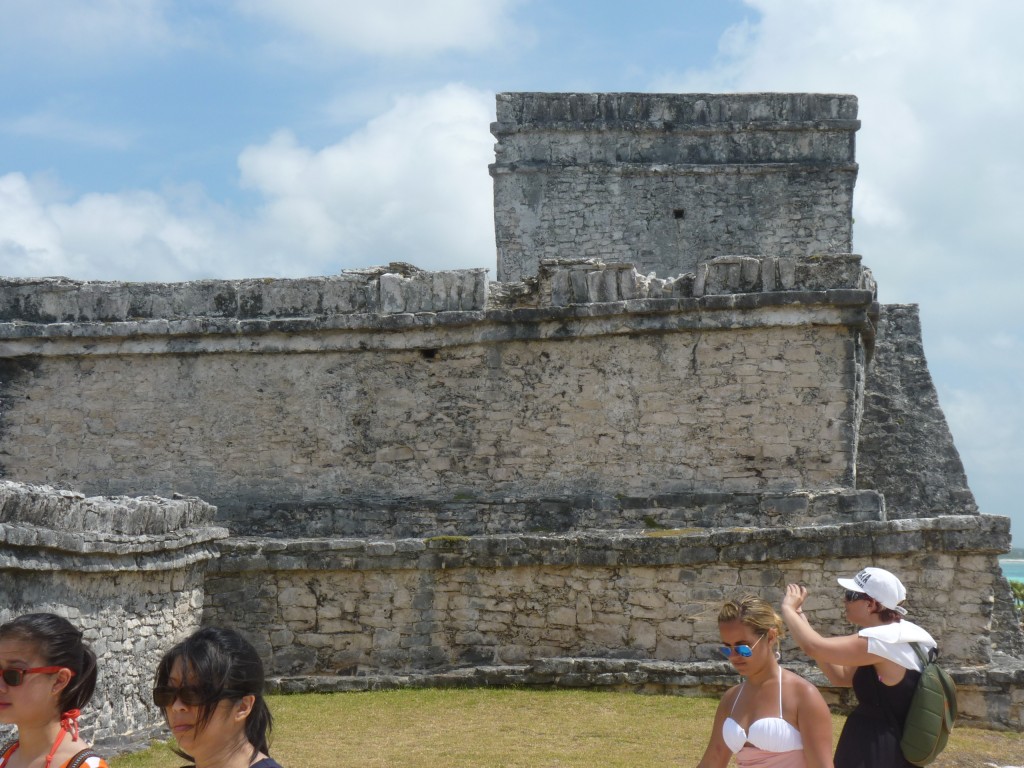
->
[780, 583, 873, 686]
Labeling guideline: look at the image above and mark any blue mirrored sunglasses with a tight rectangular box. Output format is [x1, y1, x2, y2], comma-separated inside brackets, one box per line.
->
[719, 633, 765, 658]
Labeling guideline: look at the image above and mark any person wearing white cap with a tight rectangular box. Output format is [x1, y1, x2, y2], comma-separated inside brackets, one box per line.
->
[780, 567, 937, 768]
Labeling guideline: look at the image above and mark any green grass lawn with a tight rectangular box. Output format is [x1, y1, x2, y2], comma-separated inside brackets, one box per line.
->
[111, 689, 1023, 767]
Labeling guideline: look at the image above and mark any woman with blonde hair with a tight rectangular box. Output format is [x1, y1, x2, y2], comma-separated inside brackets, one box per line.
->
[697, 595, 834, 768]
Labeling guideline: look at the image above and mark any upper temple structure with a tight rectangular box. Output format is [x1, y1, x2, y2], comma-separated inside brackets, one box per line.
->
[491, 92, 858, 282]
[1, 92, 1021, 750]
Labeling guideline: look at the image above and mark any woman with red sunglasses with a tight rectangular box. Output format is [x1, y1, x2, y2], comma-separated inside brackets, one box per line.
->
[153, 627, 283, 768]
[0, 613, 108, 768]
[696, 595, 834, 768]
[781, 567, 937, 768]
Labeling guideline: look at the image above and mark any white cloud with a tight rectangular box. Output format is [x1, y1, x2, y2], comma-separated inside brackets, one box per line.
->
[0, 85, 497, 281]
[941, 384, 1024, 483]
[0, 173, 232, 282]
[0, 0, 187, 60]
[0, 109, 136, 150]
[237, 84, 497, 272]
[234, 0, 521, 56]
[0, 174, 65, 273]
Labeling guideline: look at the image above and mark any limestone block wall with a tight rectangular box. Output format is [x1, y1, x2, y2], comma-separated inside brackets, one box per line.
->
[491, 93, 859, 282]
[204, 515, 1010, 677]
[0, 481, 227, 751]
[0, 261, 875, 529]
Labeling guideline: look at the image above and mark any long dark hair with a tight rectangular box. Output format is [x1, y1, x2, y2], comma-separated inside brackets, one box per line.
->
[0, 613, 98, 714]
[154, 626, 273, 759]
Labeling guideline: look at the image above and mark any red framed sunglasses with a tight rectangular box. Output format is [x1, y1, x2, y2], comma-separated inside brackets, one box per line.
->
[0, 666, 71, 686]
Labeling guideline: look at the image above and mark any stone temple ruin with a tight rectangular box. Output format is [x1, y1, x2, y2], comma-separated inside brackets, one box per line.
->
[1, 92, 1022, 750]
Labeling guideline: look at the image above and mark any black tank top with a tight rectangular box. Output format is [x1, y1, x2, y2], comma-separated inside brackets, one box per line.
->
[834, 664, 921, 768]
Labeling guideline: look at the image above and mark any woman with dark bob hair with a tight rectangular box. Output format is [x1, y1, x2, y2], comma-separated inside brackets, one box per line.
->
[153, 627, 283, 768]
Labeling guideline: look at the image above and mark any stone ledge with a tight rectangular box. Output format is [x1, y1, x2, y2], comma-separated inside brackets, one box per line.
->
[267, 657, 743, 696]
[0, 522, 229, 555]
[0, 480, 216, 533]
[0, 538, 224, 573]
[0, 267, 490, 324]
[211, 515, 1008, 574]
[0, 284, 875, 330]
[0, 256, 875, 329]
[230, 489, 886, 538]
[0, 481, 228, 569]
[493, 92, 859, 131]
[0, 289, 875, 359]
[489, 161, 861, 175]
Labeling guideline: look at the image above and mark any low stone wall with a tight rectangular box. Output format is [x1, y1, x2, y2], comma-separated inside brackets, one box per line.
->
[0, 265, 489, 323]
[0, 481, 227, 751]
[205, 515, 1011, 676]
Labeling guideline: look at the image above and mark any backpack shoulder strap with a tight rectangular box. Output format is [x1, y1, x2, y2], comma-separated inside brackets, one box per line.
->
[0, 738, 19, 766]
[65, 748, 101, 768]
[0, 741, 99, 768]
[909, 641, 932, 669]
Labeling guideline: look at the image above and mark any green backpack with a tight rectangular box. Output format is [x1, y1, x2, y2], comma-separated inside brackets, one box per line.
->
[899, 642, 958, 766]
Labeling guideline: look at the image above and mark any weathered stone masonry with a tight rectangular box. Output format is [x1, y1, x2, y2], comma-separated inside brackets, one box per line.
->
[1, 93, 1022, 749]
[0, 481, 225, 750]
[207, 517, 1006, 673]
[0, 280, 871, 512]
[491, 92, 857, 282]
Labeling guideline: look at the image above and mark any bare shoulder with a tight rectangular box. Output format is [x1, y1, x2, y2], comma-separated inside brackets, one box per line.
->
[716, 681, 744, 711]
[782, 668, 826, 698]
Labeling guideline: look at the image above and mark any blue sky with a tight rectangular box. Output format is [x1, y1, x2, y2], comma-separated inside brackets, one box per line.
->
[1, 0, 1022, 546]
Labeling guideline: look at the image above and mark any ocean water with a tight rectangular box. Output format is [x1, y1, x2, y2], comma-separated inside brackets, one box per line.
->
[999, 559, 1024, 584]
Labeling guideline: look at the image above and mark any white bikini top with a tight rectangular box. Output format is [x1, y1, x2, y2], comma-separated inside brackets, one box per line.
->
[722, 667, 803, 754]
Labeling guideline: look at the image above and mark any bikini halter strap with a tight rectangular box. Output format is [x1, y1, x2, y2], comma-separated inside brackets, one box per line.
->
[44, 709, 82, 768]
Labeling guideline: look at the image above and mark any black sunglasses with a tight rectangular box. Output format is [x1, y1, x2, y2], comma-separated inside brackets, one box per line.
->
[153, 684, 212, 708]
[0, 666, 68, 686]
[844, 590, 870, 603]
[153, 684, 248, 708]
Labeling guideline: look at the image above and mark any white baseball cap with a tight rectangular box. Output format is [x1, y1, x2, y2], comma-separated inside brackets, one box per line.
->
[837, 567, 908, 615]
